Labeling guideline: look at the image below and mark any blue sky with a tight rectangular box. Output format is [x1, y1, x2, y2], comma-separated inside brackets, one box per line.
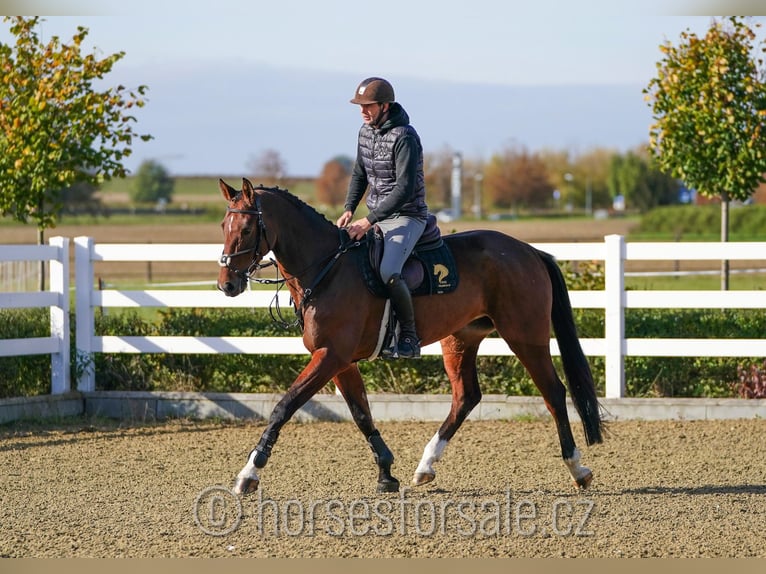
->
[5, 2, 762, 87]
[2, 3, 765, 176]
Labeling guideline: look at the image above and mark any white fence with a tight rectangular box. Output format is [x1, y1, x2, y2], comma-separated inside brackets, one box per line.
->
[2, 236, 763, 399]
[68, 235, 766, 399]
[0, 237, 70, 393]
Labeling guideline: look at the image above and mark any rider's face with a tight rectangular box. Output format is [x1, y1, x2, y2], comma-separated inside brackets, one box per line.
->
[360, 103, 387, 125]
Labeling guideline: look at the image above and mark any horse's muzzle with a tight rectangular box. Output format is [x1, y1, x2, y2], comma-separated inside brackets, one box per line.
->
[218, 277, 245, 297]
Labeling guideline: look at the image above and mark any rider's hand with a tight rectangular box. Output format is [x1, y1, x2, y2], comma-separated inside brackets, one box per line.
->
[336, 211, 353, 228]
[346, 217, 372, 240]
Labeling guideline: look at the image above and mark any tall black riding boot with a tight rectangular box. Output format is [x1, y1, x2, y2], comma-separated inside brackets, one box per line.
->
[386, 274, 421, 359]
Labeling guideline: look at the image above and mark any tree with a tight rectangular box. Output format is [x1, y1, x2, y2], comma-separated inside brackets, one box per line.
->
[644, 16, 766, 288]
[607, 148, 680, 212]
[60, 179, 104, 217]
[484, 146, 553, 210]
[315, 156, 352, 208]
[247, 149, 287, 184]
[129, 159, 174, 204]
[0, 17, 151, 236]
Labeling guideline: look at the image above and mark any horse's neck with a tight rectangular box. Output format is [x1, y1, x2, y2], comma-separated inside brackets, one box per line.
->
[273, 231, 337, 280]
[264, 195, 339, 287]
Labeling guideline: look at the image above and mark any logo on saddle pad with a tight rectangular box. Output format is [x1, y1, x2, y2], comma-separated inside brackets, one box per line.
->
[432, 263, 450, 287]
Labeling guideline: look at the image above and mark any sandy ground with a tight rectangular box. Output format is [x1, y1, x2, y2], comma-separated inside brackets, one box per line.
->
[1, 416, 765, 558]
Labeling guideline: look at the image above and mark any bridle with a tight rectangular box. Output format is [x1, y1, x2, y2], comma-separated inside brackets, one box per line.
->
[218, 194, 275, 283]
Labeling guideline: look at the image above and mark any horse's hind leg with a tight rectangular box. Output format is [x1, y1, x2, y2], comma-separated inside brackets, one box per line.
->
[509, 341, 593, 489]
[413, 334, 482, 486]
[334, 365, 400, 493]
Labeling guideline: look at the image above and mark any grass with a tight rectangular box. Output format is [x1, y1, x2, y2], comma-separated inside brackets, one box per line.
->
[626, 273, 766, 290]
[97, 175, 318, 206]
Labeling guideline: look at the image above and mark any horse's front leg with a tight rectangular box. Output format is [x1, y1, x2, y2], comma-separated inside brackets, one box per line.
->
[333, 365, 400, 493]
[233, 348, 344, 495]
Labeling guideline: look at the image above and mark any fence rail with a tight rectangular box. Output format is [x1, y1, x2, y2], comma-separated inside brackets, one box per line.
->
[2, 235, 764, 399]
[0, 237, 70, 393]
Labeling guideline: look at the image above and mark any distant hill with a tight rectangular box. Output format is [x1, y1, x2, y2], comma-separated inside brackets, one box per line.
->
[117, 63, 654, 178]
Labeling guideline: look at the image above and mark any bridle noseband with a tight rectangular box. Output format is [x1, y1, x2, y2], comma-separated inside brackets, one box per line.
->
[219, 194, 275, 282]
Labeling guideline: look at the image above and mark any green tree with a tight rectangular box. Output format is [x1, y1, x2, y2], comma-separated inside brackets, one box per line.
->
[0, 17, 151, 237]
[644, 16, 766, 288]
[60, 179, 104, 217]
[608, 148, 680, 212]
[129, 159, 174, 204]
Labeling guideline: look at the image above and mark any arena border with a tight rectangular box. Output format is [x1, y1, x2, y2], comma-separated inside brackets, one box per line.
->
[0, 392, 83, 425]
[3, 392, 764, 425]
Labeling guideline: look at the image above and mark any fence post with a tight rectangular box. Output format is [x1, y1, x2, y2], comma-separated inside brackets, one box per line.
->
[75, 236, 96, 392]
[604, 234, 625, 398]
[48, 237, 70, 394]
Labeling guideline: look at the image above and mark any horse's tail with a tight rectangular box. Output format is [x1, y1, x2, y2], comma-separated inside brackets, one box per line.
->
[538, 250, 604, 445]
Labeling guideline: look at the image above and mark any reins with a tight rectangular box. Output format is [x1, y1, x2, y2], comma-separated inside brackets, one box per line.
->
[269, 230, 361, 329]
[291, 229, 362, 323]
[220, 188, 363, 329]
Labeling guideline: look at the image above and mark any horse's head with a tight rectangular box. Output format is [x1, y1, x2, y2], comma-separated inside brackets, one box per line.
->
[217, 178, 270, 297]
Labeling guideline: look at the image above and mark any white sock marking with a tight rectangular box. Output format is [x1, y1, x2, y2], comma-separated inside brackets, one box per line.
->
[563, 447, 591, 482]
[237, 449, 260, 483]
[415, 433, 448, 475]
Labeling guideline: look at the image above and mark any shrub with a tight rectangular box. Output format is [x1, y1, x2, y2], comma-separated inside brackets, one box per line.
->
[733, 361, 766, 398]
[0, 309, 52, 397]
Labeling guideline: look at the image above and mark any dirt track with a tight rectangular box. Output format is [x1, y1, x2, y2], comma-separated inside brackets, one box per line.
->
[1, 417, 765, 558]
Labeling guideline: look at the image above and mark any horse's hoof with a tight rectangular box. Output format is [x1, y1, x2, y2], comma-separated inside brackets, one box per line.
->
[233, 475, 259, 495]
[573, 470, 593, 490]
[377, 478, 400, 493]
[412, 471, 435, 486]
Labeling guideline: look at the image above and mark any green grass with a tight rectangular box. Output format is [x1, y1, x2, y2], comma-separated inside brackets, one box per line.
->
[629, 231, 766, 242]
[626, 272, 766, 290]
[98, 176, 317, 200]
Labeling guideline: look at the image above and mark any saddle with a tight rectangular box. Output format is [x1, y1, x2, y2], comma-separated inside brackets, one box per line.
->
[355, 212, 459, 298]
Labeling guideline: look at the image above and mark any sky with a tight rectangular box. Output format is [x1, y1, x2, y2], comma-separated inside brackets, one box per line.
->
[1, 2, 765, 176]
[4, 2, 759, 87]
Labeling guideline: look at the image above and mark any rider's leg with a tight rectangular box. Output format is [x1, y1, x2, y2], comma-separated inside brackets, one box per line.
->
[378, 216, 426, 359]
[386, 274, 420, 358]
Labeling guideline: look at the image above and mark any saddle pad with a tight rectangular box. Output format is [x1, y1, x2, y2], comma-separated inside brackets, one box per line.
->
[356, 239, 459, 298]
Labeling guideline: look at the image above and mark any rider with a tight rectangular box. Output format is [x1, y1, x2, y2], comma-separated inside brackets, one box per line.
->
[336, 77, 429, 359]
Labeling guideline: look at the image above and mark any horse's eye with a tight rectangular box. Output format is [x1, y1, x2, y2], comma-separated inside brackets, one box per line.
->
[242, 227, 252, 236]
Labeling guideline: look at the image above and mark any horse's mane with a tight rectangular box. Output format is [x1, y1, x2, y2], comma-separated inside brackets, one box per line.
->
[256, 185, 337, 233]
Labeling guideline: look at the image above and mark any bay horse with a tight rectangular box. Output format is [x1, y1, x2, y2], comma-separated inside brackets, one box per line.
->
[217, 178, 604, 495]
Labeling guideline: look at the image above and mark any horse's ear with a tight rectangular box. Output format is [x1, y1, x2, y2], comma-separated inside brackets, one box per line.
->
[242, 178, 255, 204]
[219, 179, 237, 202]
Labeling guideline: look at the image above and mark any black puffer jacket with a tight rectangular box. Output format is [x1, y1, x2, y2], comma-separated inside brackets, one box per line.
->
[344, 103, 428, 223]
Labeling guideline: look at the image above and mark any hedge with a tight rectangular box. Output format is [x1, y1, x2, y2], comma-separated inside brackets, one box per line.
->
[636, 204, 766, 239]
